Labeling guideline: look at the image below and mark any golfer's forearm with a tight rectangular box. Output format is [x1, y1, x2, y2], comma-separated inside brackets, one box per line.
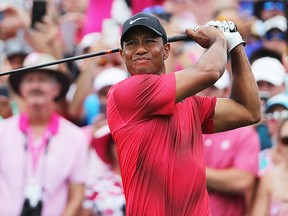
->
[229, 46, 261, 123]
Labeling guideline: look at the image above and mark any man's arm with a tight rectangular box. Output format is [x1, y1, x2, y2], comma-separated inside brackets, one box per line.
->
[61, 183, 84, 216]
[206, 167, 255, 194]
[174, 26, 227, 103]
[250, 175, 270, 216]
[213, 45, 261, 132]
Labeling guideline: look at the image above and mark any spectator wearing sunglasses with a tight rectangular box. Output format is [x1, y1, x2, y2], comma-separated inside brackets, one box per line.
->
[262, 15, 287, 57]
[251, 117, 288, 216]
[258, 93, 288, 177]
[254, 0, 286, 21]
[251, 56, 287, 150]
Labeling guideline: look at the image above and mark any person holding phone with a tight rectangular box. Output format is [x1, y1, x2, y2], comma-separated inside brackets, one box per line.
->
[0, 3, 30, 40]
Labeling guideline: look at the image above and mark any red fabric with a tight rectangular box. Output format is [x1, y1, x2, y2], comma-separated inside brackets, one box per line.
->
[130, 0, 165, 14]
[107, 73, 216, 215]
[90, 133, 113, 165]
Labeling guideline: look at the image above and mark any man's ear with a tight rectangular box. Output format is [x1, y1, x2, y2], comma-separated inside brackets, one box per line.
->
[163, 43, 170, 60]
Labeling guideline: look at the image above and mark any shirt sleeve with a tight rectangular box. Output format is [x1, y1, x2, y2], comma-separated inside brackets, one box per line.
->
[193, 95, 216, 134]
[110, 73, 176, 123]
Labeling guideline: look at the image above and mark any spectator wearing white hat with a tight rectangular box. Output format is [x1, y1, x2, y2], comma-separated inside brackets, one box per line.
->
[251, 56, 287, 150]
[262, 15, 287, 57]
[252, 56, 286, 100]
[68, 34, 126, 126]
[80, 67, 128, 216]
[257, 93, 288, 178]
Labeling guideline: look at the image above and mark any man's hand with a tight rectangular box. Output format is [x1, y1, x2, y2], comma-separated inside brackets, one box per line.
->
[0, 3, 30, 40]
[185, 24, 226, 49]
[205, 20, 246, 52]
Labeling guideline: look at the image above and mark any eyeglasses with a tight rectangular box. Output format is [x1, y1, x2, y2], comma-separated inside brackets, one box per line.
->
[266, 110, 288, 121]
[263, 2, 285, 12]
[96, 56, 122, 67]
[265, 31, 286, 41]
[279, 136, 288, 145]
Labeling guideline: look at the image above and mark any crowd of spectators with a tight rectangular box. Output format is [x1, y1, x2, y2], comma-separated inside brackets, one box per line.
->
[0, 0, 288, 215]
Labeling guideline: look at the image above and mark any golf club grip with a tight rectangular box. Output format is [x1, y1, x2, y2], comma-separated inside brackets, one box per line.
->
[168, 34, 191, 43]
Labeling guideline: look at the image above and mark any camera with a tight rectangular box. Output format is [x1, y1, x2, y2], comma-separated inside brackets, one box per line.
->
[20, 183, 43, 216]
[20, 199, 42, 216]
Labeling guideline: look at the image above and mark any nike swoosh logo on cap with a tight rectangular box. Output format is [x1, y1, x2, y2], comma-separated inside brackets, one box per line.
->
[129, 17, 149, 25]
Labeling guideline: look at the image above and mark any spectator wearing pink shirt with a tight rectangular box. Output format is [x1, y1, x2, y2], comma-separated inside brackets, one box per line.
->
[0, 52, 88, 216]
[199, 71, 260, 216]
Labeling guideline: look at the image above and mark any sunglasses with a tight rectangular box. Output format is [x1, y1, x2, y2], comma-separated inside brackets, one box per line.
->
[96, 56, 122, 67]
[266, 110, 288, 121]
[263, 2, 285, 11]
[265, 31, 286, 41]
[279, 136, 288, 145]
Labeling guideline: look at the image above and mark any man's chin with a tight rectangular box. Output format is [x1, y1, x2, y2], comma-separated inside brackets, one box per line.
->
[25, 97, 47, 106]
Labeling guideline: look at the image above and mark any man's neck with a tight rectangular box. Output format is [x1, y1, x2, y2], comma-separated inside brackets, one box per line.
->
[27, 106, 54, 127]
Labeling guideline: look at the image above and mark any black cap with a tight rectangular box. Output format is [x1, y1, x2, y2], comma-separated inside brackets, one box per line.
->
[120, 13, 168, 45]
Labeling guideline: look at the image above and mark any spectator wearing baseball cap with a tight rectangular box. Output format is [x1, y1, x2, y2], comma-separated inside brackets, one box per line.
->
[264, 93, 288, 147]
[251, 56, 287, 150]
[80, 67, 128, 216]
[262, 15, 287, 56]
[252, 56, 286, 99]
[68, 32, 126, 126]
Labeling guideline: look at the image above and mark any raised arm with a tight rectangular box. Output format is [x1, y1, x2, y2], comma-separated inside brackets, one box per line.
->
[201, 21, 261, 132]
[174, 26, 227, 102]
[213, 44, 261, 132]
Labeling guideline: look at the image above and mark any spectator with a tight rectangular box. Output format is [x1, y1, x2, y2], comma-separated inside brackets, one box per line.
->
[0, 52, 88, 216]
[258, 93, 288, 176]
[251, 56, 287, 150]
[0, 84, 15, 120]
[4, 35, 32, 69]
[251, 117, 288, 216]
[251, 56, 286, 100]
[0, 3, 30, 41]
[80, 67, 128, 216]
[199, 71, 260, 216]
[262, 15, 287, 59]
[253, 0, 286, 21]
[68, 33, 125, 126]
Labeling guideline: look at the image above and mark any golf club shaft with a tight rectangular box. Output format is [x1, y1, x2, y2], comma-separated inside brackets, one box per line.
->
[0, 34, 190, 77]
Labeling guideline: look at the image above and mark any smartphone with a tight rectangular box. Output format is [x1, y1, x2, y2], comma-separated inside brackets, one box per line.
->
[59, 21, 77, 54]
[31, 0, 47, 28]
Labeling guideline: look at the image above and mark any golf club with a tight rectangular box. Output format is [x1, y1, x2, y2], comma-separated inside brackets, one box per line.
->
[0, 34, 191, 77]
